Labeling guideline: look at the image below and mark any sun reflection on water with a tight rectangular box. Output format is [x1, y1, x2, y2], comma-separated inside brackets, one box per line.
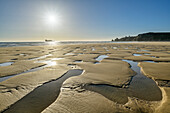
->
[46, 41, 59, 45]
[36, 60, 57, 67]
[48, 61, 57, 66]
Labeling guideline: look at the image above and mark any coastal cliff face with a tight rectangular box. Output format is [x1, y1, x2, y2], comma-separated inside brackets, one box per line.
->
[115, 32, 170, 41]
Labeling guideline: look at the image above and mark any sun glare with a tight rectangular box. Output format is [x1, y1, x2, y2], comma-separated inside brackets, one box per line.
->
[47, 41, 58, 45]
[48, 15, 56, 24]
[44, 13, 61, 26]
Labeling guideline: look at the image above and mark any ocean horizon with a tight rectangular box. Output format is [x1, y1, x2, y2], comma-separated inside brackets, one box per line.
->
[0, 41, 142, 47]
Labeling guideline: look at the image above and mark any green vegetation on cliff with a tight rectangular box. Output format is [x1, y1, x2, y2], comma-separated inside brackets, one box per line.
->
[114, 32, 170, 41]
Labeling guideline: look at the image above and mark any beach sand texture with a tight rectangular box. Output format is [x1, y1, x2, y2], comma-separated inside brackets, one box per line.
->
[0, 42, 170, 113]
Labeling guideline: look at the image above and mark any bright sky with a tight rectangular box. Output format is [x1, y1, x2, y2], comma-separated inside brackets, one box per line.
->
[0, 0, 170, 41]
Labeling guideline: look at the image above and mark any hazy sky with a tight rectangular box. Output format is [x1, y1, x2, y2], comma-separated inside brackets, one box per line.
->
[0, 0, 170, 41]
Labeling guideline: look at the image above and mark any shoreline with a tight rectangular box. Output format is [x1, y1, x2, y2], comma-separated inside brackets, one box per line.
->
[1, 41, 170, 48]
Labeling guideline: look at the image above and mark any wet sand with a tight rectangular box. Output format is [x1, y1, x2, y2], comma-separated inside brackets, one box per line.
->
[0, 42, 170, 113]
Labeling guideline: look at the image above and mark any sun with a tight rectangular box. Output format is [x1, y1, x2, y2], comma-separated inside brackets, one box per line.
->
[44, 13, 61, 26]
[47, 14, 56, 24]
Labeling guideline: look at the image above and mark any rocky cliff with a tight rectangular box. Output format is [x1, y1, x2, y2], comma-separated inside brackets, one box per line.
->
[114, 32, 170, 41]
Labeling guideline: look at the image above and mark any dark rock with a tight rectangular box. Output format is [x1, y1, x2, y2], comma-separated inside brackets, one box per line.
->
[114, 32, 170, 41]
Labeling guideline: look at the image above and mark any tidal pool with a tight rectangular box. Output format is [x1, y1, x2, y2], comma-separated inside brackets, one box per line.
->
[84, 59, 162, 104]
[95, 55, 109, 61]
[0, 62, 14, 66]
[3, 69, 84, 113]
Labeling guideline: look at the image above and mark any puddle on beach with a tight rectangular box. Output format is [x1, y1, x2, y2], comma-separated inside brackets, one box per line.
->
[133, 53, 162, 61]
[141, 50, 150, 52]
[67, 64, 77, 68]
[36, 60, 57, 67]
[0, 64, 48, 82]
[133, 53, 142, 56]
[103, 47, 109, 51]
[83, 48, 86, 51]
[112, 47, 117, 49]
[136, 49, 150, 52]
[0, 59, 60, 82]
[95, 55, 109, 61]
[143, 61, 156, 63]
[51, 58, 64, 60]
[15, 53, 25, 56]
[92, 47, 95, 51]
[74, 60, 83, 63]
[144, 53, 150, 55]
[94, 62, 100, 64]
[29, 54, 52, 60]
[123, 60, 161, 101]
[151, 56, 158, 58]
[0, 62, 14, 66]
[84, 59, 162, 104]
[133, 53, 152, 57]
[3, 69, 84, 113]
[64, 53, 74, 55]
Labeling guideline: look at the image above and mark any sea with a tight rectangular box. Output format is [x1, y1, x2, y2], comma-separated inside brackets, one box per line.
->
[0, 41, 134, 47]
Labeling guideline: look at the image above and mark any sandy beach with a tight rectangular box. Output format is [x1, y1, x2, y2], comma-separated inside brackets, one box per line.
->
[0, 42, 170, 113]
